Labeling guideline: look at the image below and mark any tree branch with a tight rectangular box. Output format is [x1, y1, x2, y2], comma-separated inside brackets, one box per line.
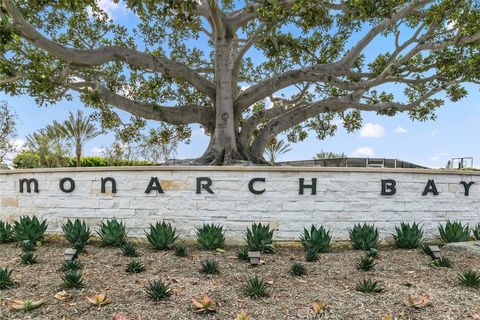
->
[232, 22, 266, 84]
[1, 0, 216, 99]
[68, 81, 215, 128]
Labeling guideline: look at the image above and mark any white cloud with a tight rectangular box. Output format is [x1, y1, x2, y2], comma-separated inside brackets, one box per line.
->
[430, 156, 440, 162]
[353, 147, 375, 157]
[88, 0, 130, 19]
[90, 146, 105, 156]
[11, 138, 25, 149]
[360, 123, 385, 138]
[393, 126, 407, 134]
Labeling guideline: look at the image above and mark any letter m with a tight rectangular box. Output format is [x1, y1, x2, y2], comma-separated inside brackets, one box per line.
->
[19, 178, 39, 193]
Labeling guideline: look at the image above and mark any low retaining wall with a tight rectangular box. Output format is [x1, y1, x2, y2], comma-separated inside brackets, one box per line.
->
[0, 166, 478, 240]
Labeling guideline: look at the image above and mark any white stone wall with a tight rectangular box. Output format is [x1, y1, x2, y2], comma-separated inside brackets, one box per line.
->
[0, 167, 479, 241]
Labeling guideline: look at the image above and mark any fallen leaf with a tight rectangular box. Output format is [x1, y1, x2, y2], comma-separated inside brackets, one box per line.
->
[113, 313, 128, 320]
[7, 298, 45, 311]
[312, 300, 329, 314]
[215, 248, 225, 253]
[266, 280, 274, 285]
[87, 293, 111, 307]
[296, 279, 307, 283]
[192, 294, 216, 313]
[403, 293, 430, 309]
[54, 291, 71, 301]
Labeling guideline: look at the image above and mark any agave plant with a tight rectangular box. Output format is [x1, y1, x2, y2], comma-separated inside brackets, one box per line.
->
[245, 223, 275, 253]
[349, 223, 379, 251]
[0, 267, 14, 289]
[300, 225, 331, 253]
[145, 280, 171, 301]
[0, 221, 14, 243]
[146, 221, 178, 250]
[62, 219, 92, 253]
[97, 218, 126, 246]
[474, 223, 480, 240]
[459, 270, 480, 288]
[196, 224, 225, 250]
[13, 216, 48, 243]
[393, 222, 424, 249]
[244, 276, 268, 298]
[438, 221, 470, 243]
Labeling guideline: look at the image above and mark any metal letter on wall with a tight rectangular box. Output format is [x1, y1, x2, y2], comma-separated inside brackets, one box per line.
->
[460, 181, 475, 196]
[145, 177, 164, 194]
[196, 177, 214, 194]
[101, 177, 117, 194]
[19, 178, 39, 193]
[248, 178, 266, 195]
[59, 178, 75, 193]
[381, 179, 396, 195]
[422, 179, 439, 196]
[299, 178, 317, 195]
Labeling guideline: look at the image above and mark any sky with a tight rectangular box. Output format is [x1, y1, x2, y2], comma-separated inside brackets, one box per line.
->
[1, 1, 479, 169]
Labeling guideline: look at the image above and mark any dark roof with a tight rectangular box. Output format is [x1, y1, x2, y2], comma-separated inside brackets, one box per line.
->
[277, 158, 427, 169]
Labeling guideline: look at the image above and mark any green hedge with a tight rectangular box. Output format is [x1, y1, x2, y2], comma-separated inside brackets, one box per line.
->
[13, 152, 153, 168]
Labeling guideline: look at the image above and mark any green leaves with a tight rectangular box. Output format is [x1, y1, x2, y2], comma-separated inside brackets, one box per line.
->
[98, 217, 126, 247]
[245, 223, 275, 253]
[13, 216, 48, 243]
[349, 223, 379, 251]
[146, 221, 178, 250]
[300, 225, 331, 253]
[62, 219, 92, 253]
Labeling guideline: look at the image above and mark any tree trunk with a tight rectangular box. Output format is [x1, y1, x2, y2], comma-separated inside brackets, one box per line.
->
[76, 145, 81, 167]
[199, 36, 243, 164]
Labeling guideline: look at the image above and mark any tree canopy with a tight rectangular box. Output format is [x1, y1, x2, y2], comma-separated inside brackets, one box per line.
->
[0, 0, 479, 164]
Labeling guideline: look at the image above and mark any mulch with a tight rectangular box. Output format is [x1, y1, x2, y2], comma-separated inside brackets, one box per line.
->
[0, 238, 479, 320]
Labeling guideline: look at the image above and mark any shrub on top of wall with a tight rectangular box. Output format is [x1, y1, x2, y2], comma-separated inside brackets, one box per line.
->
[13, 152, 153, 168]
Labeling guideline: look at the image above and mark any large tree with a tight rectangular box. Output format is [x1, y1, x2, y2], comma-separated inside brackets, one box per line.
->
[0, 0, 479, 164]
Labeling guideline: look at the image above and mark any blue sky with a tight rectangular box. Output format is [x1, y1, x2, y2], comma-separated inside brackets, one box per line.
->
[2, 1, 479, 168]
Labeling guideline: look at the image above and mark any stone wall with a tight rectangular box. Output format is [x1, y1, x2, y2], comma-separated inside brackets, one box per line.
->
[0, 167, 478, 241]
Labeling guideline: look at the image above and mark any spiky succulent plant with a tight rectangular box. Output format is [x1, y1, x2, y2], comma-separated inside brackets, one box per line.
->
[196, 223, 225, 250]
[61, 260, 81, 271]
[146, 221, 178, 250]
[62, 271, 83, 289]
[300, 225, 331, 253]
[174, 244, 188, 257]
[459, 270, 480, 288]
[356, 256, 376, 271]
[245, 223, 275, 253]
[13, 216, 48, 243]
[62, 219, 92, 253]
[97, 217, 126, 247]
[393, 222, 424, 249]
[20, 252, 37, 265]
[0, 267, 14, 289]
[244, 276, 268, 298]
[439, 221, 470, 243]
[237, 247, 249, 261]
[349, 223, 379, 251]
[0, 221, 13, 243]
[200, 259, 219, 275]
[121, 242, 139, 257]
[305, 248, 319, 262]
[126, 260, 146, 273]
[290, 262, 307, 276]
[355, 278, 383, 293]
[145, 280, 171, 301]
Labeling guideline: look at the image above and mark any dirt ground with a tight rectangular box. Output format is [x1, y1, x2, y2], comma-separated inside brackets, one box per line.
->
[0, 238, 479, 320]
